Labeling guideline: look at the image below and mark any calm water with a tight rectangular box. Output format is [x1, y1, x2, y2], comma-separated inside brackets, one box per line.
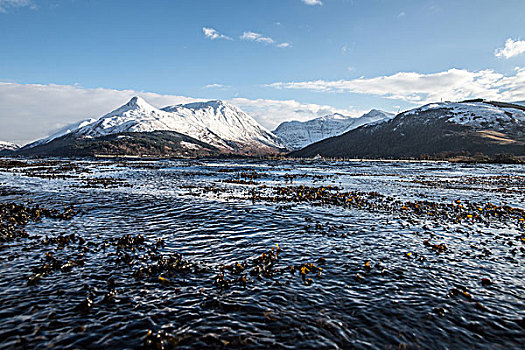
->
[0, 159, 524, 349]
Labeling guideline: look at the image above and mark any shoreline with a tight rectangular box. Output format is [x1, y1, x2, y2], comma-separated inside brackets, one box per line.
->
[2, 154, 524, 165]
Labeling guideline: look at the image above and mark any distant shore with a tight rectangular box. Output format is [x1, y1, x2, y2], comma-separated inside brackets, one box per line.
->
[2, 152, 524, 165]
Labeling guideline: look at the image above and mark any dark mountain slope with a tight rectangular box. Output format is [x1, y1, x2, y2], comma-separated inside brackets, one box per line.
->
[17, 131, 221, 158]
[290, 101, 525, 159]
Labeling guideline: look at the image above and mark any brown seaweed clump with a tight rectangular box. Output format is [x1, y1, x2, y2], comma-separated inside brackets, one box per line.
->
[0, 202, 76, 242]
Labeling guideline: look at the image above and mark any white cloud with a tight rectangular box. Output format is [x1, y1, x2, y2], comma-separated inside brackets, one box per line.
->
[301, 0, 323, 6]
[241, 31, 275, 44]
[495, 38, 525, 59]
[397, 11, 406, 18]
[202, 29, 290, 48]
[0, 83, 201, 145]
[0, 0, 34, 13]
[203, 83, 230, 89]
[0, 82, 358, 144]
[231, 97, 364, 130]
[267, 67, 525, 105]
[240, 31, 291, 48]
[202, 27, 232, 40]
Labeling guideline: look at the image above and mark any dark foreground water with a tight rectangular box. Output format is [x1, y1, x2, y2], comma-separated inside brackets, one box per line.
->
[0, 158, 524, 349]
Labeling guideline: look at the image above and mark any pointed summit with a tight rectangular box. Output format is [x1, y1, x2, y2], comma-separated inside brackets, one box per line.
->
[99, 96, 158, 118]
[128, 96, 142, 104]
[126, 96, 152, 109]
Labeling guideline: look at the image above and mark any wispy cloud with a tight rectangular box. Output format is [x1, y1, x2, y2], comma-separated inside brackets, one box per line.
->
[495, 38, 525, 59]
[0, 0, 35, 13]
[240, 31, 291, 48]
[202, 27, 232, 40]
[203, 28, 290, 48]
[277, 42, 291, 48]
[241, 31, 275, 44]
[301, 0, 323, 6]
[0, 82, 357, 144]
[267, 67, 525, 104]
[203, 83, 230, 89]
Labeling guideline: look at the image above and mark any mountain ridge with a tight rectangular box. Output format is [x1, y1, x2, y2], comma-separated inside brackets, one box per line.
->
[20, 97, 285, 157]
[290, 100, 525, 159]
[273, 109, 394, 149]
[0, 141, 20, 153]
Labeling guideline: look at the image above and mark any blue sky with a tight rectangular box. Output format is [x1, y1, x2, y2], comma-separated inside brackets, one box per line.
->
[1, 0, 525, 144]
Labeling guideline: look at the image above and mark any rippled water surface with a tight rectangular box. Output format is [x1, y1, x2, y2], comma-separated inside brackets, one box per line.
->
[0, 159, 524, 349]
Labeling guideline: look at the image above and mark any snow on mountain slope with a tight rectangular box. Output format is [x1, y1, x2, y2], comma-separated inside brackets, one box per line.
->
[161, 100, 283, 150]
[25, 118, 98, 148]
[0, 141, 19, 151]
[405, 101, 525, 130]
[273, 110, 394, 149]
[272, 114, 353, 150]
[26, 97, 284, 155]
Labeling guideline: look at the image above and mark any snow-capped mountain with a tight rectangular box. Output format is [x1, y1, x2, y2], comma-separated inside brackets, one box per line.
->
[291, 100, 525, 159]
[160, 100, 283, 152]
[273, 109, 394, 149]
[0, 141, 20, 152]
[22, 96, 284, 156]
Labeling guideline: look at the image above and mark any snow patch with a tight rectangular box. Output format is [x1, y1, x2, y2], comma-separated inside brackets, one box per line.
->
[180, 141, 202, 150]
[0, 141, 20, 151]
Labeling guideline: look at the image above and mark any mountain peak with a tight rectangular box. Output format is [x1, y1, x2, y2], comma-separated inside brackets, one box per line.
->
[127, 96, 151, 109]
[363, 109, 394, 119]
[273, 109, 394, 150]
[328, 113, 349, 119]
[204, 100, 226, 106]
[181, 100, 229, 110]
[102, 96, 158, 116]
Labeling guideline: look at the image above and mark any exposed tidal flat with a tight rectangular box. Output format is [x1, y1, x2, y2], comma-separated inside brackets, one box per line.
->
[0, 158, 524, 349]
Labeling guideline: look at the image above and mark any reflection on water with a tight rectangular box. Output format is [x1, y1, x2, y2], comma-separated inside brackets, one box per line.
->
[0, 159, 524, 349]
